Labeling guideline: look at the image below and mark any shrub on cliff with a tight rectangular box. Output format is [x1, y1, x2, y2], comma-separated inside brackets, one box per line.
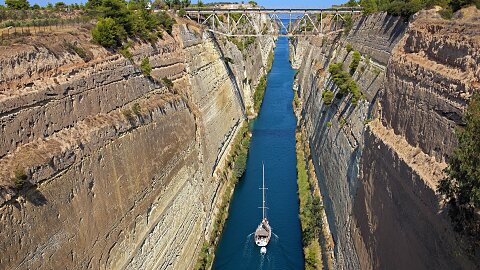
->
[329, 62, 362, 106]
[322, 90, 335, 105]
[162, 77, 174, 89]
[140, 57, 152, 76]
[12, 168, 28, 189]
[92, 17, 126, 48]
[349, 51, 361, 75]
[438, 93, 480, 243]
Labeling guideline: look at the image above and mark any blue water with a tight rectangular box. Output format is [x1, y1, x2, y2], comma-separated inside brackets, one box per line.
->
[212, 37, 304, 270]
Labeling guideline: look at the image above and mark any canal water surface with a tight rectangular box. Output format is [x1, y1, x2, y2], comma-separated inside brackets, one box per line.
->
[212, 37, 304, 269]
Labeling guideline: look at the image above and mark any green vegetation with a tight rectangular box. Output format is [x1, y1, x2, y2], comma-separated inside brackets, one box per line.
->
[329, 63, 362, 106]
[355, 0, 480, 18]
[293, 89, 301, 110]
[349, 51, 361, 75]
[438, 94, 480, 245]
[248, 1, 258, 6]
[92, 17, 125, 47]
[156, 10, 175, 35]
[122, 109, 133, 120]
[343, 14, 353, 35]
[178, 8, 186, 17]
[228, 36, 256, 51]
[132, 103, 141, 115]
[162, 77, 174, 89]
[253, 75, 267, 113]
[195, 123, 251, 270]
[322, 90, 335, 105]
[251, 51, 274, 113]
[296, 131, 323, 270]
[266, 50, 274, 72]
[5, 0, 30, 9]
[65, 42, 90, 62]
[339, 117, 346, 127]
[326, 121, 333, 127]
[140, 57, 152, 76]
[119, 43, 133, 60]
[12, 168, 28, 189]
[88, 0, 175, 49]
[346, 43, 353, 53]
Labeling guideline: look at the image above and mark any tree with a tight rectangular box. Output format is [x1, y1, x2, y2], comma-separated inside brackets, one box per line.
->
[178, 8, 186, 17]
[181, 0, 191, 7]
[359, 0, 378, 14]
[152, 0, 168, 9]
[140, 57, 152, 76]
[438, 93, 480, 236]
[92, 17, 126, 48]
[86, 0, 103, 9]
[55, 1, 67, 10]
[248, 1, 258, 6]
[345, 0, 358, 6]
[322, 90, 335, 105]
[5, 0, 30, 9]
[349, 51, 361, 75]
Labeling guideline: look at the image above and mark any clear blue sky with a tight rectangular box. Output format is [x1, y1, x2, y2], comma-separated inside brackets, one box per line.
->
[0, 0, 347, 8]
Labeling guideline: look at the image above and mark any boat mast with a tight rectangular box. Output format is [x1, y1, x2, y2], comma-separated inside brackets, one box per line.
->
[262, 162, 266, 220]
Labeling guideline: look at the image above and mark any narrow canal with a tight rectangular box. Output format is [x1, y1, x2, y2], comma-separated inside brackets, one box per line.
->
[213, 37, 304, 269]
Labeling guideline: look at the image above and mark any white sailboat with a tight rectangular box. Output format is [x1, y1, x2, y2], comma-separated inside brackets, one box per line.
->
[254, 162, 272, 254]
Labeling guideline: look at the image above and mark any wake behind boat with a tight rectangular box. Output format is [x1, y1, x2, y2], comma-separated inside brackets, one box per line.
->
[254, 163, 271, 254]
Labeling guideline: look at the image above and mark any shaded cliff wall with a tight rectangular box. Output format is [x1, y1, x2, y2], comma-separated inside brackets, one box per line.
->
[291, 9, 479, 269]
[0, 20, 273, 269]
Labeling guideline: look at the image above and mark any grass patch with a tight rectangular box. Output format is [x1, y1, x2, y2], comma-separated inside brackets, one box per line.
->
[252, 50, 275, 114]
[296, 131, 323, 269]
[253, 75, 267, 113]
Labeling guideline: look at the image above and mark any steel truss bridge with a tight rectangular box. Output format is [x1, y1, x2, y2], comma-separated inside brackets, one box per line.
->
[183, 7, 363, 37]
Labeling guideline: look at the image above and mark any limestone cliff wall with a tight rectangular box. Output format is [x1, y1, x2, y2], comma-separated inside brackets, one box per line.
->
[292, 9, 479, 269]
[0, 20, 273, 269]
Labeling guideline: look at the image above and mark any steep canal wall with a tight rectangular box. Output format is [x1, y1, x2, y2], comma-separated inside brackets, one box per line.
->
[0, 17, 274, 269]
[291, 8, 480, 269]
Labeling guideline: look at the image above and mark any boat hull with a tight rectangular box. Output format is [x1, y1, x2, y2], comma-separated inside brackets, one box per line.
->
[254, 219, 271, 247]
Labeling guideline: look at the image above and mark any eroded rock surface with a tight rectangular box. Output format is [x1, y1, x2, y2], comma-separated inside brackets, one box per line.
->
[292, 9, 479, 269]
[0, 20, 274, 269]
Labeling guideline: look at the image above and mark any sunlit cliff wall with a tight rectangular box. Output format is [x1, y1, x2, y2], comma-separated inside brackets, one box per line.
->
[0, 20, 274, 269]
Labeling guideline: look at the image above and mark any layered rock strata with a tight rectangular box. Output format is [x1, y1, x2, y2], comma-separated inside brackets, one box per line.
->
[291, 9, 479, 269]
[0, 19, 274, 269]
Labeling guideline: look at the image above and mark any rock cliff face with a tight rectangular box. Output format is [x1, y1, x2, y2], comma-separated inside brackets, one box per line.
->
[0, 20, 273, 269]
[292, 9, 479, 269]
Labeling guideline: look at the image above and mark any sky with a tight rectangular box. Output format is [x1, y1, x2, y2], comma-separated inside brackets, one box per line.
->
[0, 0, 348, 8]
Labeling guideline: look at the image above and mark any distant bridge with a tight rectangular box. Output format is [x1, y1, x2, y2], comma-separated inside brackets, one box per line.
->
[183, 7, 363, 37]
